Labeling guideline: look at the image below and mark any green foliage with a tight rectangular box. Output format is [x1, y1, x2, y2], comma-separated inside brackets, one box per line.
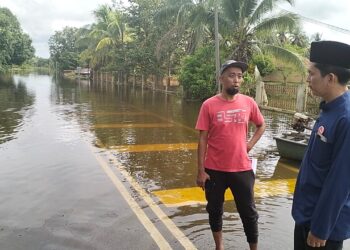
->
[11, 33, 35, 65]
[34, 57, 50, 68]
[220, 0, 305, 72]
[283, 43, 308, 57]
[252, 54, 275, 77]
[49, 27, 82, 70]
[126, 0, 172, 76]
[0, 7, 35, 72]
[42, 0, 309, 100]
[178, 46, 217, 100]
[241, 72, 256, 97]
[78, 50, 93, 68]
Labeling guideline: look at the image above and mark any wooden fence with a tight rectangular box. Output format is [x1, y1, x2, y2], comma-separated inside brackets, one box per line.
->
[91, 70, 324, 115]
[91, 70, 180, 93]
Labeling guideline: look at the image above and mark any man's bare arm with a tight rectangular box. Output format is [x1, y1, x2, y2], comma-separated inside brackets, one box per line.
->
[197, 130, 210, 189]
[247, 122, 266, 152]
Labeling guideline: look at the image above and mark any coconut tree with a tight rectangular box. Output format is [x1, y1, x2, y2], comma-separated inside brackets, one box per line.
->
[289, 26, 309, 48]
[220, 0, 305, 72]
[91, 5, 128, 50]
[156, 0, 306, 74]
[311, 32, 322, 42]
[155, 0, 215, 56]
[84, 4, 134, 70]
[153, 0, 219, 87]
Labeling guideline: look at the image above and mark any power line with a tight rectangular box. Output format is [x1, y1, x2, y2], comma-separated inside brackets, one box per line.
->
[278, 6, 350, 36]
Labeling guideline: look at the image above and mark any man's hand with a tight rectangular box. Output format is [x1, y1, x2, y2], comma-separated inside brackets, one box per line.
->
[196, 171, 210, 190]
[307, 231, 326, 248]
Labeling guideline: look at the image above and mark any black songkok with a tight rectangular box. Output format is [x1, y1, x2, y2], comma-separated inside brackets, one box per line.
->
[310, 41, 350, 69]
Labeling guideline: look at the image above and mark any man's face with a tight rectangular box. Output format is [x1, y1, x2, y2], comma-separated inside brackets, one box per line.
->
[307, 63, 329, 98]
[220, 66, 244, 96]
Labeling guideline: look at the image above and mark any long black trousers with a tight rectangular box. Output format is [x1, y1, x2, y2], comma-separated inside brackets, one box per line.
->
[205, 168, 258, 243]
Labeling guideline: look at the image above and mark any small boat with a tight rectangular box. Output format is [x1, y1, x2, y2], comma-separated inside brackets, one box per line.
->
[274, 113, 314, 162]
[274, 132, 309, 161]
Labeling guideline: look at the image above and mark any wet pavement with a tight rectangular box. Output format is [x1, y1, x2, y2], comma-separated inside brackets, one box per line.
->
[0, 73, 349, 250]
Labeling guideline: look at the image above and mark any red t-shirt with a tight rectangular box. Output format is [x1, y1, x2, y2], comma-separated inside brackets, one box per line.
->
[195, 94, 264, 172]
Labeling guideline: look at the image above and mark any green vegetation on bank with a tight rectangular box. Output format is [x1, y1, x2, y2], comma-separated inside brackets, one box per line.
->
[48, 0, 313, 100]
[2, 1, 316, 100]
[0, 7, 36, 73]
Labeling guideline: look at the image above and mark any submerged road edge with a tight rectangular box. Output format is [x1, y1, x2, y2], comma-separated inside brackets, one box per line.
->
[89, 145, 172, 249]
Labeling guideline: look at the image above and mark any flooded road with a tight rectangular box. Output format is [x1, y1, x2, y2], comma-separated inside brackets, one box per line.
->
[0, 74, 348, 250]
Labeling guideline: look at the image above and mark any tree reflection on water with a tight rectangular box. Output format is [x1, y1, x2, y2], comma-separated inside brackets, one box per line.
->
[0, 75, 34, 144]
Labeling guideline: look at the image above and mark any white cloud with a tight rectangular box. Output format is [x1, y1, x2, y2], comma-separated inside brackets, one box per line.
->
[0, 0, 113, 58]
[279, 0, 350, 43]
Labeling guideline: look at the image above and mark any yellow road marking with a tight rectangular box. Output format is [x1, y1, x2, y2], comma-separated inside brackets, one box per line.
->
[104, 150, 197, 250]
[90, 147, 172, 249]
[153, 179, 296, 207]
[278, 161, 300, 173]
[111, 143, 198, 152]
[90, 105, 196, 132]
[146, 113, 197, 133]
[94, 123, 174, 128]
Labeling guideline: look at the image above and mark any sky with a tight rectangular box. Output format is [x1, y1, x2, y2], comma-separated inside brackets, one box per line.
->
[0, 0, 114, 58]
[1, 0, 350, 59]
[279, 0, 350, 44]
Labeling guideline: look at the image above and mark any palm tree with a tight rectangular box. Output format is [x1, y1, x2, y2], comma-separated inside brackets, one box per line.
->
[84, 4, 134, 69]
[290, 27, 308, 47]
[220, 0, 305, 72]
[155, 0, 215, 57]
[91, 5, 124, 50]
[153, 0, 220, 86]
[311, 32, 322, 42]
[156, 0, 306, 73]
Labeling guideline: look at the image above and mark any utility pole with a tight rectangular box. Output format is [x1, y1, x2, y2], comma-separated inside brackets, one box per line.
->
[214, 1, 220, 93]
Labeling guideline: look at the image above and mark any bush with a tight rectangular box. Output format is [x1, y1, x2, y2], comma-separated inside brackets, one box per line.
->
[240, 72, 256, 97]
[252, 54, 275, 77]
[178, 46, 217, 101]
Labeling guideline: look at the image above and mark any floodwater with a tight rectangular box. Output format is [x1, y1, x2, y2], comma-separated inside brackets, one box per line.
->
[0, 73, 348, 250]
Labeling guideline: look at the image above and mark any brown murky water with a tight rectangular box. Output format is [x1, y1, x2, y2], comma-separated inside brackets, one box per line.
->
[1, 73, 348, 250]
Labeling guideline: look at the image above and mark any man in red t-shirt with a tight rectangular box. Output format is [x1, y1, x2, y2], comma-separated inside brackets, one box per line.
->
[196, 60, 265, 250]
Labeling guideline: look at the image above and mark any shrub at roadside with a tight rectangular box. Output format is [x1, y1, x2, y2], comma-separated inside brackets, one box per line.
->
[178, 46, 217, 101]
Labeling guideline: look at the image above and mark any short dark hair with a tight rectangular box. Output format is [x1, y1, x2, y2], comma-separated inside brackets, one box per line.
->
[314, 63, 350, 85]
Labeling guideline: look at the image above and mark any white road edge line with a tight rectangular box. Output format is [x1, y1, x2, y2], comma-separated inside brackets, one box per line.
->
[107, 150, 197, 250]
[91, 147, 172, 249]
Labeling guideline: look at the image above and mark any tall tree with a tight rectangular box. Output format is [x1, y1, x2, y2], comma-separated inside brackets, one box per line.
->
[153, 0, 215, 81]
[49, 27, 81, 70]
[290, 26, 308, 48]
[220, 0, 304, 71]
[81, 4, 134, 70]
[311, 32, 322, 42]
[155, 0, 212, 55]
[91, 5, 127, 50]
[0, 7, 35, 71]
[126, 0, 166, 76]
[11, 33, 35, 65]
